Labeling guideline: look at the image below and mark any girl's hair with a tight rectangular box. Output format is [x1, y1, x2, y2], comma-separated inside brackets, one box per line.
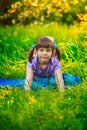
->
[28, 36, 61, 62]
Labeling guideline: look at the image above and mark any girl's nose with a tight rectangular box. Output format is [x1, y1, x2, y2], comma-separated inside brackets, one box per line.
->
[42, 50, 47, 54]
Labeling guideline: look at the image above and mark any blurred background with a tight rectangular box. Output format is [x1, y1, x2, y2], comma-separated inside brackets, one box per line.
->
[0, 0, 87, 79]
[0, 0, 87, 25]
[0, 2, 87, 130]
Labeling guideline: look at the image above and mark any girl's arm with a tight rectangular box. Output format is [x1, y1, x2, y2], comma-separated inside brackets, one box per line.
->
[55, 68, 65, 91]
[25, 66, 33, 90]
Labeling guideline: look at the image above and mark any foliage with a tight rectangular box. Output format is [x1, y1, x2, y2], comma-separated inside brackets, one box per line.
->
[0, 0, 87, 25]
[0, 23, 87, 129]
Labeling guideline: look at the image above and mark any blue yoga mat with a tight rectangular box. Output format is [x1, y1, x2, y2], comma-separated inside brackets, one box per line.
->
[0, 74, 81, 90]
[0, 78, 25, 89]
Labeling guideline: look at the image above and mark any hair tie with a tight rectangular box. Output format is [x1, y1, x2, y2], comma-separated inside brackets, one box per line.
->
[54, 42, 58, 48]
[31, 44, 36, 48]
[31, 42, 58, 49]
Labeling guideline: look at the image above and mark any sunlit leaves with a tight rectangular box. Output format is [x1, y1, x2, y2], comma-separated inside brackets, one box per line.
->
[0, 0, 87, 25]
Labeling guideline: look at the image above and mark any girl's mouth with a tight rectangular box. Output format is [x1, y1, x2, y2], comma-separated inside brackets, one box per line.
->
[41, 56, 48, 58]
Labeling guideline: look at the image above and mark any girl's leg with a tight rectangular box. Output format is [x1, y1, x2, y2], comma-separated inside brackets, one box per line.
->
[32, 80, 44, 91]
[62, 73, 81, 86]
[49, 76, 57, 88]
[32, 77, 50, 91]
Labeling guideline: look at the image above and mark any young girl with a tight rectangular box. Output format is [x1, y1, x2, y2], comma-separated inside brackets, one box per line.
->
[25, 36, 81, 91]
[0, 36, 81, 90]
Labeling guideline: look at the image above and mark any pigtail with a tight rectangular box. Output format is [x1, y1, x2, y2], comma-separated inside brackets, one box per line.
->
[28, 48, 36, 62]
[53, 48, 61, 61]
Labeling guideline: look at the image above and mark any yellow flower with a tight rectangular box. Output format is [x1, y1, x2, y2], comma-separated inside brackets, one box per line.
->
[29, 95, 37, 103]
[85, 6, 87, 11]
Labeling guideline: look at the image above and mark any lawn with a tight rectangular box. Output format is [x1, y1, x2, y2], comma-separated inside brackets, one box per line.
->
[0, 23, 87, 130]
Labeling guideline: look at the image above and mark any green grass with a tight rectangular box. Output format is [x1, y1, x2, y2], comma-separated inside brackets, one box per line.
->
[0, 23, 86, 79]
[0, 23, 87, 130]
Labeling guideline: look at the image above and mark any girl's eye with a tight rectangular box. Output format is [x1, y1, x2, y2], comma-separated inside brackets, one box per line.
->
[38, 48, 52, 52]
[46, 49, 52, 52]
[39, 48, 44, 51]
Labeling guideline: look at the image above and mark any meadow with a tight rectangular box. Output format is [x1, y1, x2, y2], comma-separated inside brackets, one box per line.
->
[0, 23, 87, 130]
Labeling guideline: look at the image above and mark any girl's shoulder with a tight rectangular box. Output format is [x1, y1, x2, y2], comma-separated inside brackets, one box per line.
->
[51, 57, 61, 70]
[51, 56, 60, 64]
[27, 55, 38, 68]
[32, 55, 38, 64]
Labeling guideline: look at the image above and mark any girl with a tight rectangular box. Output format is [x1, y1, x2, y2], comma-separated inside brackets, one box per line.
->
[0, 36, 81, 90]
[25, 36, 81, 91]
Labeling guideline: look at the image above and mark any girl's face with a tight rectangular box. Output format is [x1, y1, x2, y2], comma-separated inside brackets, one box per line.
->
[37, 47, 53, 65]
